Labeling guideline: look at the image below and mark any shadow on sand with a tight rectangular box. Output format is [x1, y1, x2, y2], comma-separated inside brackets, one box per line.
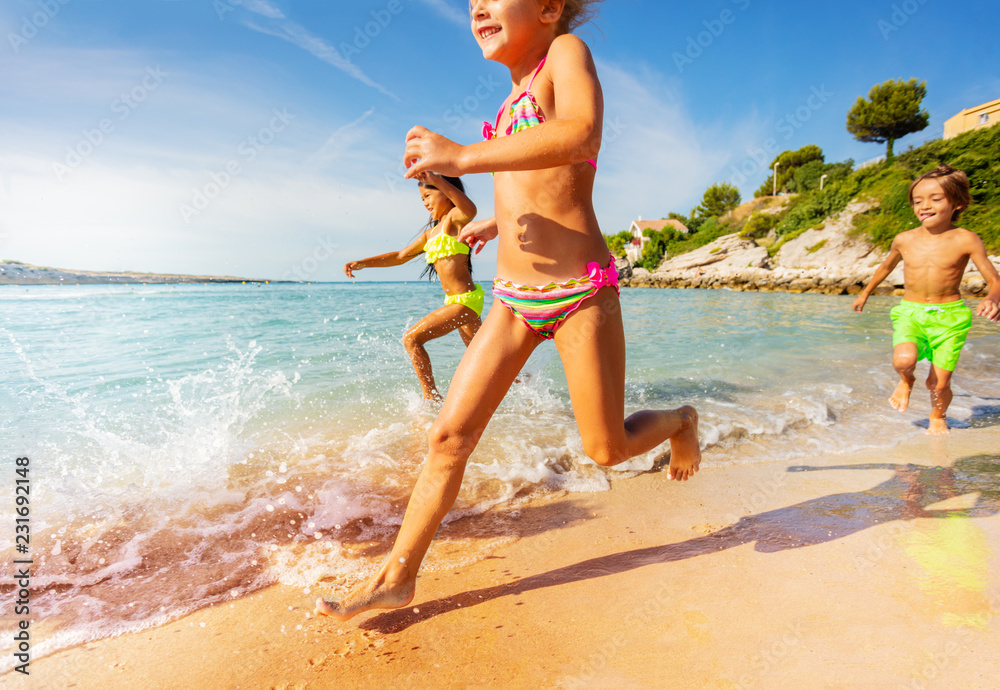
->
[361, 454, 1000, 634]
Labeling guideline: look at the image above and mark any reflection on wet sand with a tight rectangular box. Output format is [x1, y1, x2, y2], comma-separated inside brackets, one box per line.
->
[361, 454, 1000, 634]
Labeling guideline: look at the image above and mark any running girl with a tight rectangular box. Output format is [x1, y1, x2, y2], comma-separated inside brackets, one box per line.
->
[343, 172, 482, 401]
[318, 0, 700, 621]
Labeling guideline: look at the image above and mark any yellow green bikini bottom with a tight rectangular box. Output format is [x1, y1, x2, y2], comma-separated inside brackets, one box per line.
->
[444, 284, 485, 317]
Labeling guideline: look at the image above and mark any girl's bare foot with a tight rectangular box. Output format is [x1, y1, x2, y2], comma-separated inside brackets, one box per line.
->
[667, 406, 701, 481]
[889, 380, 912, 412]
[927, 417, 950, 435]
[314, 572, 415, 622]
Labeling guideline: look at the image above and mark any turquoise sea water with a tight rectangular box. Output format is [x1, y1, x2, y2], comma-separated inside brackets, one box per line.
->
[1, 283, 998, 660]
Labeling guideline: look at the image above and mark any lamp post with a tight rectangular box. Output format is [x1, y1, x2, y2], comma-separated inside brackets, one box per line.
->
[820, 173, 828, 191]
[773, 162, 780, 196]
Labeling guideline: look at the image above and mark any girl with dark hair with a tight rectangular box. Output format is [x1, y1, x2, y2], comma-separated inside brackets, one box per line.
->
[343, 172, 481, 401]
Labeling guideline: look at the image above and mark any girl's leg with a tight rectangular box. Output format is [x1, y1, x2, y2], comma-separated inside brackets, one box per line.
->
[316, 305, 541, 620]
[552, 287, 701, 480]
[890, 342, 918, 412]
[457, 317, 481, 347]
[403, 304, 480, 400]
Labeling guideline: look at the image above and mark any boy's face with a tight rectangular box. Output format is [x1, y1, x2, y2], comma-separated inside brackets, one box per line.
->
[911, 178, 960, 229]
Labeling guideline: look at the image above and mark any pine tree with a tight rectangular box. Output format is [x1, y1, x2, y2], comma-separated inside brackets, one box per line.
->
[846, 78, 929, 161]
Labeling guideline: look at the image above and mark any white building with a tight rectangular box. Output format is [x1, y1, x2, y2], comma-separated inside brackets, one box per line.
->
[624, 216, 689, 263]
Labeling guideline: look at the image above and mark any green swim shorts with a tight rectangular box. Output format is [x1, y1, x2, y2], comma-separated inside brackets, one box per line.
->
[444, 284, 485, 317]
[890, 299, 972, 371]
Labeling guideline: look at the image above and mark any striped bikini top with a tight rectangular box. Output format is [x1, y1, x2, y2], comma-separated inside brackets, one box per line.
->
[481, 56, 597, 170]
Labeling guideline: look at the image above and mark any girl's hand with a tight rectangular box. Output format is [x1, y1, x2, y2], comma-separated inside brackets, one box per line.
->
[404, 126, 464, 178]
[459, 217, 498, 254]
[415, 171, 442, 186]
[851, 294, 867, 313]
[344, 261, 361, 278]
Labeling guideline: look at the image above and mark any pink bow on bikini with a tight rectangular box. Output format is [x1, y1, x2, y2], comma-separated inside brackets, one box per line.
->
[587, 260, 619, 289]
[482, 121, 495, 140]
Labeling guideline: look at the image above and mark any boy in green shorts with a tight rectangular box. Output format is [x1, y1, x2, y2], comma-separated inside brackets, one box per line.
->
[853, 165, 1000, 434]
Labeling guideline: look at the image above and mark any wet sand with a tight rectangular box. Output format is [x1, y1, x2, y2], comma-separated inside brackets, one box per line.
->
[8, 427, 1000, 689]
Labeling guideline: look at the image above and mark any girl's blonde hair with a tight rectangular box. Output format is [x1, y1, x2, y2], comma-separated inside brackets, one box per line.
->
[557, 0, 603, 34]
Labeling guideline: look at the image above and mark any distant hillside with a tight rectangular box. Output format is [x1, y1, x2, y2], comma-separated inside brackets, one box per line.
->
[627, 124, 1000, 270]
[0, 260, 269, 285]
[621, 125, 1000, 294]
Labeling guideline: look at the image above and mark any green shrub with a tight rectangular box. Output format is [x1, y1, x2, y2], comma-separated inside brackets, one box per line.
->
[740, 211, 778, 238]
[603, 230, 633, 257]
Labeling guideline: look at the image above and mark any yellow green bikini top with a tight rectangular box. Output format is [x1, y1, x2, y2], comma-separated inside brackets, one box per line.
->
[424, 231, 470, 264]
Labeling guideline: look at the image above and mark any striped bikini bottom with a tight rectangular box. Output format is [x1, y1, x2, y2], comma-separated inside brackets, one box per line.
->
[492, 254, 620, 339]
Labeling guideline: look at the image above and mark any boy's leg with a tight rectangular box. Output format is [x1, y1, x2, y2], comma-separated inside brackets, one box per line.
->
[316, 305, 541, 621]
[922, 302, 971, 434]
[552, 287, 700, 480]
[890, 342, 918, 412]
[925, 365, 954, 435]
[403, 304, 480, 400]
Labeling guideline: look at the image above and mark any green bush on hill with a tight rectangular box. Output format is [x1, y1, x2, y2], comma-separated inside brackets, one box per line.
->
[754, 144, 825, 197]
[852, 124, 1000, 252]
[604, 229, 633, 257]
[626, 124, 999, 270]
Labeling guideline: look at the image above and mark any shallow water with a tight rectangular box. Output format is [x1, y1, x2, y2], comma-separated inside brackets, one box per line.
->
[1, 283, 997, 662]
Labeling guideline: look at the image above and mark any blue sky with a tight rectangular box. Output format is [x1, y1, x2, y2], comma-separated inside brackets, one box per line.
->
[1, 0, 997, 281]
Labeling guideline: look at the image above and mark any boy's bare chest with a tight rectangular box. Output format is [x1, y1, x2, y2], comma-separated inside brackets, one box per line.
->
[900, 237, 967, 272]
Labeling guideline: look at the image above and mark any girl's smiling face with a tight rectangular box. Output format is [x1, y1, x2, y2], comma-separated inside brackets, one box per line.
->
[420, 186, 449, 220]
[911, 178, 961, 229]
[469, 0, 559, 62]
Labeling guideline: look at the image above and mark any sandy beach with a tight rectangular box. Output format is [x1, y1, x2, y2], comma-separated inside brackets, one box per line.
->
[8, 426, 999, 689]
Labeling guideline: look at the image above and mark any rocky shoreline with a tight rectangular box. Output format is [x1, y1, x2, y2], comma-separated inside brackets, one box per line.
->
[619, 201, 998, 297]
[0, 260, 270, 285]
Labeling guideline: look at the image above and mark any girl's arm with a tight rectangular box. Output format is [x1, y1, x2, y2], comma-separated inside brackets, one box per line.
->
[418, 172, 477, 225]
[458, 216, 498, 254]
[403, 34, 602, 177]
[343, 232, 428, 278]
[852, 240, 903, 312]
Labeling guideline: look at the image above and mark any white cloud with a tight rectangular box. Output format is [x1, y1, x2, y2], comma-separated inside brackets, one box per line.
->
[593, 59, 763, 228]
[0, 141, 423, 280]
[239, 0, 285, 19]
[243, 19, 398, 100]
[415, 0, 468, 27]
[308, 108, 378, 168]
[0, 46, 414, 280]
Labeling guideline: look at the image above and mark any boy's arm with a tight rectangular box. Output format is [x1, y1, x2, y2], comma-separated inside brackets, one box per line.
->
[403, 34, 602, 176]
[344, 233, 427, 278]
[966, 234, 1000, 322]
[852, 238, 903, 312]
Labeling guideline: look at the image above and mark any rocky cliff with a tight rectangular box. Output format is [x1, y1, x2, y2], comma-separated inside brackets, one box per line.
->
[621, 200, 997, 296]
